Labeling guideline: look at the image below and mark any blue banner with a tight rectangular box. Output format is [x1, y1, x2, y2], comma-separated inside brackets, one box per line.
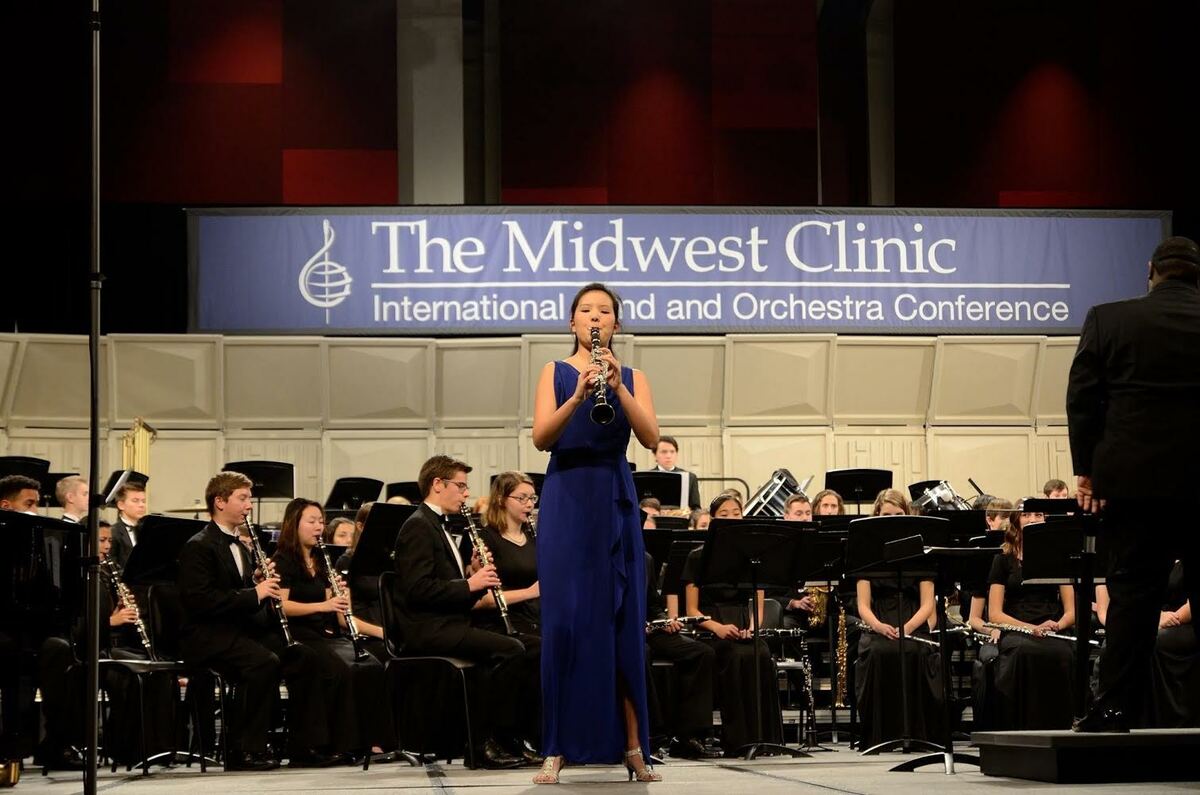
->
[189, 208, 1168, 335]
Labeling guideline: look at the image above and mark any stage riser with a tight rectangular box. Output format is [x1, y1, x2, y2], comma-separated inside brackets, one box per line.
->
[976, 730, 1200, 784]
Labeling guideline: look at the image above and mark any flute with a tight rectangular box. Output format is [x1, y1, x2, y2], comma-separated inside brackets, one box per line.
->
[984, 621, 1100, 646]
[852, 617, 941, 648]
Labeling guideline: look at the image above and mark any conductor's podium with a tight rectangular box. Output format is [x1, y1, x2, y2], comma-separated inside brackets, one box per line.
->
[973, 728, 1200, 783]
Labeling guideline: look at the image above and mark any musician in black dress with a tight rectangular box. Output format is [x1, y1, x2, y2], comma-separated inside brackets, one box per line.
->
[177, 471, 333, 770]
[987, 500, 1076, 729]
[1096, 561, 1196, 727]
[854, 489, 944, 747]
[332, 502, 388, 662]
[273, 498, 396, 760]
[682, 492, 782, 754]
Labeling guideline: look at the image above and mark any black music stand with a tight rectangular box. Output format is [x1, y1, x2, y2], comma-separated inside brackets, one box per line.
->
[881, 536, 991, 774]
[0, 455, 50, 480]
[846, 515, 950, 757]
[660, 538, 706, 605]
[654, 515, 689, 530]
[824, 469, 892, 515]
[385, 481, 422, 504]
[697, 520, 808, 759]
[795, 527, 856, 745]
[633, 471, 688, 508]
[223, 460, 294, 524]
[122, 515, 208, 586]
[1020, 517, 1103, 717]
[927, 510, 989, 545]
[642, 529, 706, 580]
[100, 469, 149, 507]
[325, 477, 383, 510]
[350, 503, 418, 585]
[38, 472, 79, 508]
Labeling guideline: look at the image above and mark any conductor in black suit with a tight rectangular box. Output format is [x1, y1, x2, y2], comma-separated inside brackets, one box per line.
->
[177, 471, 335, 769]
[649, 436, 702, 510]
[109, 481, 148, 569]
[1067, 235, 1200, 731]
[392, 455, 526, 768]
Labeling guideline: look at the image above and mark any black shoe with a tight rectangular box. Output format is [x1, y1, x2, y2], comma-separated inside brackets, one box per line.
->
[670, 737, 722, 759]
[1071, 707, 1129, 733]
[225, 751, 279, 771]
[287, 748, 343, 768]
[33, 746, 85, 772]
[480, 738, 523, 769]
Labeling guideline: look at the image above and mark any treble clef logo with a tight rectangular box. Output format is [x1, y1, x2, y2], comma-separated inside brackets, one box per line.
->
[298, 219, 352, 324]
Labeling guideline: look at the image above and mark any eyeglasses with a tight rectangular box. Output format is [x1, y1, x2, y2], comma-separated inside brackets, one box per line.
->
[508, 494, 538, 505]
[440, 479, 470, 491]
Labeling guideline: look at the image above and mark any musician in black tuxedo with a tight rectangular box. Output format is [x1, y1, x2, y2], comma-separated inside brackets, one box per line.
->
[650, 436, 701, 510]
[177, 471, 336, 770]
[109, 482, 148, 569]
[392, 455, 526, 768]
[55, 475, 89, 525]
[1067, 235, 1200, 732]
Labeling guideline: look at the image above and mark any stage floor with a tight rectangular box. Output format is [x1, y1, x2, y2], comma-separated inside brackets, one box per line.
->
[21, 747, 1200, 794]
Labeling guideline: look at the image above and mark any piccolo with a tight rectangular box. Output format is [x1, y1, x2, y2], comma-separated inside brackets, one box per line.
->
[646, 615, 710, 633]
[984, 621, 1100, 646]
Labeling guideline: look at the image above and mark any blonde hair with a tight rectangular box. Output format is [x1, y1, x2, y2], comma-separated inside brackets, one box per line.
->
[871, 488, 911, 516]
[485, 471, 535, 533]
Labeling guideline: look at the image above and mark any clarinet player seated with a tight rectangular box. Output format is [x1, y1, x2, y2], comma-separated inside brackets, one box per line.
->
[986, 498, 1076, 729]
[273, 498, 396, 764]
[854, 489, 944, 748]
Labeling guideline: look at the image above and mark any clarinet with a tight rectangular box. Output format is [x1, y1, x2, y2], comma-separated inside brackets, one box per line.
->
[460, 504, 516, 635]
[243, 515, 298, 648]
[101, 558, 155, 659]
[589, 326, 615, 425]
[984, 621, 1099, 646]
[645, 615, 710, 633]
[316, 538, 370, 660]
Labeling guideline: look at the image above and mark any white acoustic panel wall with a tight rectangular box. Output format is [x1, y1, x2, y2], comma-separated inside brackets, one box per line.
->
[326, 340, 434, 429]
[434, 430, 521, 497]
[106, 430, 223, 518]
[519, 334, 633, 426]
[724, 335, 834, 425]
[1035, 337, 1080, 427]
[3, 430, 97, 482]
[1032, 428, 1075, 494]
[928, 337, 1042, 425]
[322, 431, 432, 494]
[224, 339, 326, 428]
[723, 428, 831, 505]
[0, 336, 19, 427]
[224, 433, 323, 521]
[516, 429, 551, 476]
[831, 428, 927, 497]
[7, 336, 110, 428]
[927, 428, 1034, 503]
[435, 339, 522, 428]
[833, 338, 935, 425]
[110, 336, 222, 428]
[631, 338, 725, 426]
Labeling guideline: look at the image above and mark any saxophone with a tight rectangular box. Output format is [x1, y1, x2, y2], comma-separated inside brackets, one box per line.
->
[460, 504, 515, 635]
[316, 538, 370, 660]
[101, 558, 154, 659]
[805, 586, 830, 628]
[834, 604, 848, 707]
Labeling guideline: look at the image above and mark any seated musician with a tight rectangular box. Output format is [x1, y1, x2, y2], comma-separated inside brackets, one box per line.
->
[272, 498, 395, 762]
[682, 491, 782, 754]
[0, 475, 40, 512]
[812, 489, 845, 516]
[854, 489, 944, 747]
[324, 517, 355, 547]
[985, 498, 1013, 535]
[1095, 561, 1196, 727]
[391, 455, 527, 769]
[643, 551, 719, 759]
[1042, 479, 1070, 499]
[650, 435, 702, 510]
[966, 498, 1013, 730]
[781, 494, 820, 628]
[110, 482, 148, 569]
[688, 509, 710, 530]
[56, 475, 89, 524]
[986, 497, 1076, 729]
[177, 471, 335, 770]
[330, 502, 389, 661]
[471, 471, 543, 761]
[640, 497, 661, 530]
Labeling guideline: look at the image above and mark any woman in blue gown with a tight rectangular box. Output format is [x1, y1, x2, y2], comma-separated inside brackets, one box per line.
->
[532, 283, 661, 784]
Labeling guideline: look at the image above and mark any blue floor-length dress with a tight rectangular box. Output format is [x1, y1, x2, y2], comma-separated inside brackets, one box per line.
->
[537, 360, 651, 763]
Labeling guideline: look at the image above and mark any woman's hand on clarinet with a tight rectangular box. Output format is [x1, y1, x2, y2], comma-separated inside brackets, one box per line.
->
[326, 593, 351, 614]
[597, 348, 622, 391]
[711, 623, 744, 640]
[110, 606, 138, 627]
[468, 563, 501, 592]
[571, 364, 603, 402]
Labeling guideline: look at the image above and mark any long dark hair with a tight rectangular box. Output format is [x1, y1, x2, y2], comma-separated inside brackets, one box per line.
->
[569, 282, 622, 353]
[275, 497, 327, 576]
[485, 471, 535, 535]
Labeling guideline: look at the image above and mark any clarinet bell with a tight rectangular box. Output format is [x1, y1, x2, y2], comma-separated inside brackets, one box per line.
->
[590, 400, 615, 425]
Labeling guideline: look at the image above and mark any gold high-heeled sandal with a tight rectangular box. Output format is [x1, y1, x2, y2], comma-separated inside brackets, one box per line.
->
[533, 755, 564, 784]
[623, 748, 661, 782]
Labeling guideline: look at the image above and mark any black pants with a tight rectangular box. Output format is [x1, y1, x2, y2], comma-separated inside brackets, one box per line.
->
[1094, 501, 1199, 717]
[36, 637, 84, 756]
[192, 634, 328, 755]
[647, 632, 715, 739]
[446, 628, 529, 744]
